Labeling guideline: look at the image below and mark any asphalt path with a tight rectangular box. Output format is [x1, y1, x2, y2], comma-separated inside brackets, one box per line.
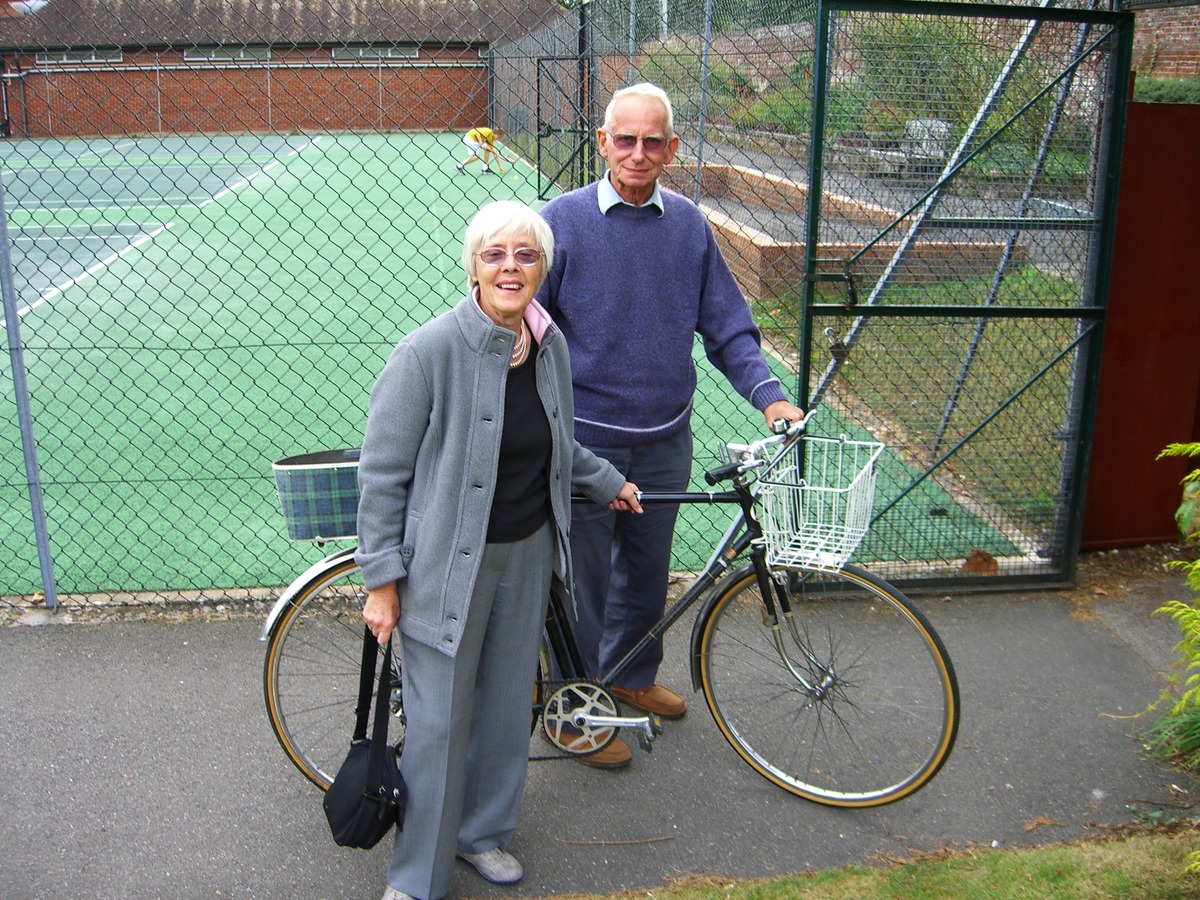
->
[1, 574, 1195, 899]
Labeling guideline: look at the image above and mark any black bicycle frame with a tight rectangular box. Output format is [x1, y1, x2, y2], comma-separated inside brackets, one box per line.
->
[552, 474, 781, 692]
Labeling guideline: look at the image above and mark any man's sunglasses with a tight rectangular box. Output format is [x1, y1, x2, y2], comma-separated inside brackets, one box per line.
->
[606, 133, 669, 153]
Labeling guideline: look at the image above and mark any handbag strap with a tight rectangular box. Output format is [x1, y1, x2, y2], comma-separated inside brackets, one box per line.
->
[352, 624, 377, 742]
[354, 625, 396, 789]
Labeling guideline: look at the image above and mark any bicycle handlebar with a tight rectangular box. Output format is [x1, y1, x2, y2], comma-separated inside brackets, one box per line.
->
[574, 412, 811, 499]
[704, 462, 742, 486]
[710, 412, 810, 483]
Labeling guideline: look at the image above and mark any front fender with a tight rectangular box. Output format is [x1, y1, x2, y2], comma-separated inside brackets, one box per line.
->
[687, 563, 757, 692]
[258, 545, 359, 641]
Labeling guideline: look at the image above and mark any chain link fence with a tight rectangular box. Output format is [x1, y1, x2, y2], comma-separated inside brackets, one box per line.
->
[1, 0, 1128, 616]
[796, 1, 1130, 587]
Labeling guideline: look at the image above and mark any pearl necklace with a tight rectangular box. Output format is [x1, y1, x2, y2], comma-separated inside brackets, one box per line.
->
[510, 321, 529, 368]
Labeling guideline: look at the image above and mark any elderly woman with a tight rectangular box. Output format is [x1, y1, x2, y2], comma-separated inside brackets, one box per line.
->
[356, 200, 641, 900]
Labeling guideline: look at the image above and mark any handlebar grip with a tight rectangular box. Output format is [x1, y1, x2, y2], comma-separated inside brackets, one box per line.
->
[704, 462, 741, 486]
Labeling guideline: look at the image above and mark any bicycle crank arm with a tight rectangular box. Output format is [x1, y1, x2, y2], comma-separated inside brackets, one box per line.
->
[572, 712, 663, 751]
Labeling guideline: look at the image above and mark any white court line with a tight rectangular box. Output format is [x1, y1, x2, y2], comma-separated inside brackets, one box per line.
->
[37, 197, 221, 211]
[75, 140, 140, 161]
[14, 230, 149, 246]
[199, 136, 322, 208]
[5, 135, 325, 324]
[7, 223, 174, 321]
[16, 222, 165, 236]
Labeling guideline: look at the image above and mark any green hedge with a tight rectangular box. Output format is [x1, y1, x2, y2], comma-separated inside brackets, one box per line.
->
[1134, 77, 1200, 105]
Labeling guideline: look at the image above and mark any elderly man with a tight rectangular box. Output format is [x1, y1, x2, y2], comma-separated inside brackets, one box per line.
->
[536, 83, 804, 768]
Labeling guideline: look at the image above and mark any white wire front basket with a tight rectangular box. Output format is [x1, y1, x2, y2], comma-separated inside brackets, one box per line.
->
[758, 435, 886, 571]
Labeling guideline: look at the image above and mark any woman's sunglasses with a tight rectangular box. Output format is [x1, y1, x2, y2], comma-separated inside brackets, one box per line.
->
[478, 247, 542, 267]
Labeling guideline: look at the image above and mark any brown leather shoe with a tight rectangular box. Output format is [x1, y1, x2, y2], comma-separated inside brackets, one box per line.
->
[611, 684, 687, 719]
[574, 736, 632, 769]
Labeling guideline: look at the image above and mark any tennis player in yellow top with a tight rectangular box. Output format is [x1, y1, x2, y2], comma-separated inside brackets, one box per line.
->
[456, 126, 514, 175]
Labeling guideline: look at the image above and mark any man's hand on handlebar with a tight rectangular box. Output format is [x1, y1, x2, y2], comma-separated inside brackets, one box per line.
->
[763, 400, 806, 434]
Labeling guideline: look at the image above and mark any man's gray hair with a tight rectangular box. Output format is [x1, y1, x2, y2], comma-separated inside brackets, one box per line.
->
[604, 82, 674, 138]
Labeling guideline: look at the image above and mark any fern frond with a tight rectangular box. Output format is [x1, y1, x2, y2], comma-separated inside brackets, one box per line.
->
[1157, 442, 1200, 460]
[1184, 849, 1200, 876]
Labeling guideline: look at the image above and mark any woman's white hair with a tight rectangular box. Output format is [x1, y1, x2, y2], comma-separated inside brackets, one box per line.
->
[461, 200, 554, 286]
[603, 82, 675, 137]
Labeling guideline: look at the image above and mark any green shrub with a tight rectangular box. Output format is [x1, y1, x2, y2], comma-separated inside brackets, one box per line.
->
[787, 55, 815, 87]
[1134, 77, 1200, 105]
[739, 86, 813, 136]
[860, 98, 906, 147]
[1147, 441, 1200, 875]
[640, 42, 751, 120]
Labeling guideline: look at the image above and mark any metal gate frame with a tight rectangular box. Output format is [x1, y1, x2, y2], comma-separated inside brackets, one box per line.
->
[535, 55, 595, 200]
[802, 0, 1134, 588]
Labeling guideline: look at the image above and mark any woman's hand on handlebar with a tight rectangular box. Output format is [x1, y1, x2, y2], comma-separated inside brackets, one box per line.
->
[608, 481, 643, 514]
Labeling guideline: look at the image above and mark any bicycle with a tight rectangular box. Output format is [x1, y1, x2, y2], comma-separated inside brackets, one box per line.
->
[262, 419, 960, 808]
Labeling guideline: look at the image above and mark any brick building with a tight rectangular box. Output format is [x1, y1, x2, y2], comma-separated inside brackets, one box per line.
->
[0, 0, 561, 138]
[1132, 4, 1199, 78]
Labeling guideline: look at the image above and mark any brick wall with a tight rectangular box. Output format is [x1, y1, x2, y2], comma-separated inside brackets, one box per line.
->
[1134, 7, 1200, 79]
[2, 45, 489, 138]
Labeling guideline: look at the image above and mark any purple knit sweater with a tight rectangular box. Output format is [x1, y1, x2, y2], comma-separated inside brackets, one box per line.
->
[537, 181, 787, 448]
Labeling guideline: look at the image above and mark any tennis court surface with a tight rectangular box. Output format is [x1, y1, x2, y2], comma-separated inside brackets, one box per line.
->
[2, 132, 1014, 599]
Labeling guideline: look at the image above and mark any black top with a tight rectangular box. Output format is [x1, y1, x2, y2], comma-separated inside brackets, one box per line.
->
[487, 336, 552, 543]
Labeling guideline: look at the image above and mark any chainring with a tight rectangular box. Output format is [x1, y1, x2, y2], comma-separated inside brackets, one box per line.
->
[541, 681, 619, 754]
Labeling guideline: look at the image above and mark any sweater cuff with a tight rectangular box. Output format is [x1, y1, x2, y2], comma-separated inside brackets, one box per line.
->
[750, 379, 789, 411]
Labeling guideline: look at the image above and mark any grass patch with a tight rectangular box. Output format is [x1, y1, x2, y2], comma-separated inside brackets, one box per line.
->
[544, 830, 1200, 899]
[752, 265, 1082, 546]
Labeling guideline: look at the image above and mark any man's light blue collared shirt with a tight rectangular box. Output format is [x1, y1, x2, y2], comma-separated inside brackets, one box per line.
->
[597, 173, 665, 217]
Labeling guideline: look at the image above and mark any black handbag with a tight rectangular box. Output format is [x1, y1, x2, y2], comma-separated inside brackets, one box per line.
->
[322, 626, 407, 849]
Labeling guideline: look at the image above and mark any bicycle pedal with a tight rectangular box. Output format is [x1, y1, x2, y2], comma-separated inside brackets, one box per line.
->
[636, 714, 662, 752]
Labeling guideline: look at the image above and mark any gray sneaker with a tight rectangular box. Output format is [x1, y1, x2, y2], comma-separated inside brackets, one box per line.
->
[457, 847, 523, 884]
[381, 887, 417, 900]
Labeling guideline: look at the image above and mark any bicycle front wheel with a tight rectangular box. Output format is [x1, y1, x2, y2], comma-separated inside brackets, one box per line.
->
[263, 555, 394, 789]
[697, 563, 959, 807]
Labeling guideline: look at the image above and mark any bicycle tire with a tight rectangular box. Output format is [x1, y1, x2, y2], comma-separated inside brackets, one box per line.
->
[696, 563, 959, 807]
[263, 555, 394, 790]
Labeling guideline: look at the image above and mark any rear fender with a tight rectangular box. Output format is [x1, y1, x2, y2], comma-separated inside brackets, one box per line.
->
[258, 545, 359, 641]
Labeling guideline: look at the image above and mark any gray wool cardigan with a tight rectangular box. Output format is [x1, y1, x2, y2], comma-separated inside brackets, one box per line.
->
[354, 292, 627, 657]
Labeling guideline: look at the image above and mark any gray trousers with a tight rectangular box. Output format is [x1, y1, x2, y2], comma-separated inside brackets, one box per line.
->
[387, 522, 552, 900]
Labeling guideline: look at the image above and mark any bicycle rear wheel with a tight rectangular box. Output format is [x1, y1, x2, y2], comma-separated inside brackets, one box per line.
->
[264, 554, 546, 788]
[263, 555, 398, 789]
[696, 563, 959, 806]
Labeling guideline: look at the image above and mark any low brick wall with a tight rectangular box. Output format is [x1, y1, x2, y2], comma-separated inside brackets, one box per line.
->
[664, 161, 1025, 301]
[1, 46, 487, 138]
